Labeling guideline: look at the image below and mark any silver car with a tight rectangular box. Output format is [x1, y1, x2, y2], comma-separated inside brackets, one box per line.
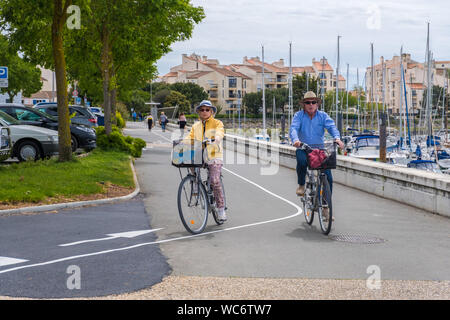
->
[0, 111, 59, 161]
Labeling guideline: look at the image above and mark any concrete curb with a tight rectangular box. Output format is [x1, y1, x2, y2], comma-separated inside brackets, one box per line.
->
[0, 158, 140, 216]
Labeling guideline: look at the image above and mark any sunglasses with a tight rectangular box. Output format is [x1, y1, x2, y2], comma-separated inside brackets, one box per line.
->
[304, 101, 318, 105]
[199, 108, 211, 112]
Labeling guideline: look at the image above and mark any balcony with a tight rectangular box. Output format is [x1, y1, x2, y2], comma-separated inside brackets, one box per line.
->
[207, 83, 218, 90]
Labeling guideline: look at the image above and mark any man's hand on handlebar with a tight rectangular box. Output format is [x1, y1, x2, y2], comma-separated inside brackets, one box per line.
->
[334, 138, 345, 150]
[293, 140, 302, 148]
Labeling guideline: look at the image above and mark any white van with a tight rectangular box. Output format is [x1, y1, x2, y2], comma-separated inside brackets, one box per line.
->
[0, 111, 59, 161]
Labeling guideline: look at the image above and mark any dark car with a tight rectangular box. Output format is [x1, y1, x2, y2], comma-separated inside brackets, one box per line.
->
[34, 103, 98, 128]
[0, 103, 96, 152]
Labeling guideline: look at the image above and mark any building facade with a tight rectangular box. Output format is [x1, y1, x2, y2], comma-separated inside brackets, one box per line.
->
[161, 53, 347, 114]
[365, 53, 449, 115]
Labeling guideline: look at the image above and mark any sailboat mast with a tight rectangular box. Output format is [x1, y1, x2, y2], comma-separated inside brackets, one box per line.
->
[336, 36, 340, 125]
[262, 45, 266, 133]
[371, 43, 375, 131]
[288, 42, 293, 127]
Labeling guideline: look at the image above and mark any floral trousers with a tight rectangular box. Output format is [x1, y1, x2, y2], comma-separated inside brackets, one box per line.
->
[208, 159, 224, 209]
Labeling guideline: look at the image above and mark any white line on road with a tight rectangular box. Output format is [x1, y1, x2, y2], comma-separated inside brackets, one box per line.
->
[58, 228, 163, 247]
[0, 257, 28, 267]
[0, 165, 301, 275]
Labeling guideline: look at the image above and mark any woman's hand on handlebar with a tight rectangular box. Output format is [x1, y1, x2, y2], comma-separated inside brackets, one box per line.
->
[293, 140, 302, 148]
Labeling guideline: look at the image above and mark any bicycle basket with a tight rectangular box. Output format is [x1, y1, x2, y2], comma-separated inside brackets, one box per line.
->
[171, 139, 204, 168]
[306, 144, 337, 170]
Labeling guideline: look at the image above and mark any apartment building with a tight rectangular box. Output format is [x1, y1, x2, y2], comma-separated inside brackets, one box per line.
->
[365, 53, 449, 115]
[161, 54, 251, 114]
[160, 53, 347, 113]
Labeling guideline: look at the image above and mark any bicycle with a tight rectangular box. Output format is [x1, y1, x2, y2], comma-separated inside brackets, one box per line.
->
[173, 138, 227, 234]
[298, 142, 337, 235]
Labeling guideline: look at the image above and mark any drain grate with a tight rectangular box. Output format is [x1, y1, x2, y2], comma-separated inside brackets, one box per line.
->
[329, 234, 387, 244]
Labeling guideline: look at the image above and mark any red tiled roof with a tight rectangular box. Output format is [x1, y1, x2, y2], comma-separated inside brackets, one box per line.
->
[186, 71, 213, 79]
[313, 61, 333, 72]
[162, 72, 178, 78]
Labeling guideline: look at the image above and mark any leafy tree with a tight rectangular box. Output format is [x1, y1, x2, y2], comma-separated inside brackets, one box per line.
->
[0, 35, 42, 101]
[169, 82, 208, 111]
[164, 90, 190, 114]
[0, 0, 87, 161]
[243, 91, 262, 116]
[153, 88, 171, 106]
[292, 72, 318, 105]
[66, 0, 205, 135]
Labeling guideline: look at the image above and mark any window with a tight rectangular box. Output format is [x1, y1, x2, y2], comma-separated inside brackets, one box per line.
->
[228, 77, 237, 88]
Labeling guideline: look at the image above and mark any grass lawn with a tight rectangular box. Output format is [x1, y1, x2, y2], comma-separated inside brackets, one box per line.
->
[0, 150, 135, 205]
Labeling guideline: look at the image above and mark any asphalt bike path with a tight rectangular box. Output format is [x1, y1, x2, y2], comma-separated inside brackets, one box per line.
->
[130, 122, 450, 282]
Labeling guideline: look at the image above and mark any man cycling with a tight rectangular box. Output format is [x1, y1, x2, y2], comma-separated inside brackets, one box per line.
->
[289, 91, 344, 203]
[185, 100, 226, 222]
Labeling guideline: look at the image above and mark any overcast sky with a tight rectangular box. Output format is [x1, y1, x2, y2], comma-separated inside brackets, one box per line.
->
[156, 0, 450, 88]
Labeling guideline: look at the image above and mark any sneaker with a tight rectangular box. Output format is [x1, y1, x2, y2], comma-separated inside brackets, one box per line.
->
[322, 207, 334, 222]
[218, 208, 227, 221]
[296, 185, 305, 196]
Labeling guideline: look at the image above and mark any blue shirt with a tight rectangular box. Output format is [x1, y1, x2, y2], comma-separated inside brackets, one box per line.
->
[289, 110, 340, 146]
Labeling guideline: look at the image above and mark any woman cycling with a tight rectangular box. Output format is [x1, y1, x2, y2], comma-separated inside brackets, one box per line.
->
[185, 100, 226, 221]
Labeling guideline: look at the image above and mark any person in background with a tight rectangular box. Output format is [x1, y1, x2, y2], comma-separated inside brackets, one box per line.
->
[132, 111, 137, 122]
[147, 114, 153, 131]
[159, 112, 168, 132]
[178, 112, 187, 137]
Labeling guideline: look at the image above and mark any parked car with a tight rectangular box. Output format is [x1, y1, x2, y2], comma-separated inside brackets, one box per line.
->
[33, 103, 98, 128]
[89, 106, 104, 126]
[0, 121, 12, 162]
[0, 111, 59, 161]
[0, 103, 96, 152]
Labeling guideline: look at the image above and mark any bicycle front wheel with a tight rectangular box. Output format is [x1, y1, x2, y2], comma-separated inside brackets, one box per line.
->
[318, 176, 333, 235]
[177, 175, 209, 234]
[302, 171, 315, 225]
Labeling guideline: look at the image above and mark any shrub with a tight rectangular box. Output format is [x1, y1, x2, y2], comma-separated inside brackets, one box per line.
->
[95, 126, 146, 158]
[116, 111, 125, 128]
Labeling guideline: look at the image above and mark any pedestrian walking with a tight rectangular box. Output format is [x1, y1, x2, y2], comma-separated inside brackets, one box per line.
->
[159, 112, 168, 132]
[147, 114, 153, 131]
[132, 111, 137, 122]
[178, 112, 187, 137]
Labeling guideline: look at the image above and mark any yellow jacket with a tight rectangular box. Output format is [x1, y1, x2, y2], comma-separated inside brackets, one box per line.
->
[185, 117, 224, 161]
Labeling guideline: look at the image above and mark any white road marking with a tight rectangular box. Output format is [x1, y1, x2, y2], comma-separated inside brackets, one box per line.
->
[58, 228, 163, 247]
[0, 257, 28, 267]
[0, 163, 301, 275]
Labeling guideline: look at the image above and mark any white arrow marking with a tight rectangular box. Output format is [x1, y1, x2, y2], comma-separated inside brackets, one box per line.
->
[58, 228, 163, 247]
[0, 256, 28, 267]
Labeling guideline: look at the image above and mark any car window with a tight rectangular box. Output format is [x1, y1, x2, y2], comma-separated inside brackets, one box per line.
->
[0, 110, 20, 125]
[40, 107, 58, 116]
[12, 108, 42, 121]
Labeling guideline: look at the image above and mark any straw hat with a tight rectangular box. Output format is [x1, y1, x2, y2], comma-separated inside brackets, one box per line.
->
[301, 91, 321, 104]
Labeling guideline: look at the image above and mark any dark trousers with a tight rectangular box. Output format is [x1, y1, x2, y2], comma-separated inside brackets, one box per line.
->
[296, 149, 333, 193]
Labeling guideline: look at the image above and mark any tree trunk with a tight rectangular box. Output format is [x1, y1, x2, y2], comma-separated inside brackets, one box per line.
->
[101, 24, 111, 135]
[52, 0, 72, 161]
[110, 66, 117, 126]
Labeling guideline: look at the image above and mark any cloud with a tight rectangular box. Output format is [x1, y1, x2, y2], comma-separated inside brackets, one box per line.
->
[157, 0, 450, 88]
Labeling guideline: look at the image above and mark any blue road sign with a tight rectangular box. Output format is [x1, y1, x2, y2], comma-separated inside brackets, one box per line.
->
[0, 67, 8, 79]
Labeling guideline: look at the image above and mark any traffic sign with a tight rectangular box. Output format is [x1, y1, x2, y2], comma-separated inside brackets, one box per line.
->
[0, 79, 7, 88]
[72, 89, 78, 97]
[0, 67, 7, 79]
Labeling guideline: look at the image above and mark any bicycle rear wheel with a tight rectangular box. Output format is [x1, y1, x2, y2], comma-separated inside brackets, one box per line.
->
[318, 176, 333, 235]
[177, 175, 208, 234]
[302, 171, 315, 225]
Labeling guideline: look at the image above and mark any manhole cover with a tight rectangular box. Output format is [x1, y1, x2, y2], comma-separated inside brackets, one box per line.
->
[329, 234, 387, 244]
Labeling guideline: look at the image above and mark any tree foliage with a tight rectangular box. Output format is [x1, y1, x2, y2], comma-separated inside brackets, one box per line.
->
[0, 35, 42, 100]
